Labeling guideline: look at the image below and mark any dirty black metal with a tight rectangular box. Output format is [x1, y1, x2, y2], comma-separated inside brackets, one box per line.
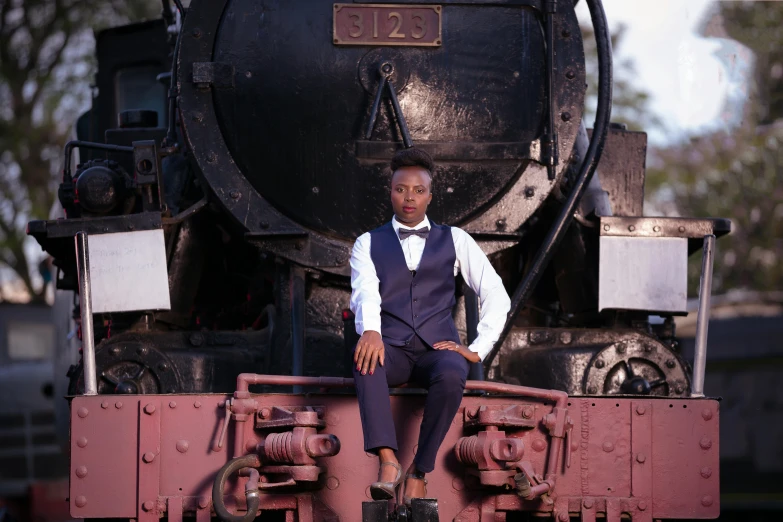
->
[68, 330, 271, 395]
[63, 140, 134, 183]
[178, 0, 585, 249]
[483, 0, 612, 372]
[543, 0, 559, 180]
[362, 501, 389, 522]
[410, 498, 440, 522]
[192, 62, 235, 89]
[363, 63, 415, 148]
[599, 216, 732, 255]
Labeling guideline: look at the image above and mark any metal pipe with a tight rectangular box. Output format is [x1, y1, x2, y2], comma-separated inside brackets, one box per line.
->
[290, 266, 306, 393]
[544, 2, 558, 180]
[365, 75, 388, 140]
[235, 374, 567, 408]
[212, 454, 261, 522]
[75, 232, 97, 395]
[464, 287, 483, 381]
[483, 0, 613, 372]
[691, 234, 716, 397]
[63, 141, 134, 182]
[386, 79, 413, 148]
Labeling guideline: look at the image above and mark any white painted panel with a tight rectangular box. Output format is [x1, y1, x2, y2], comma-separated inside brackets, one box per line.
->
[87, 229, 171, 313]
[599, 236, 688, 313]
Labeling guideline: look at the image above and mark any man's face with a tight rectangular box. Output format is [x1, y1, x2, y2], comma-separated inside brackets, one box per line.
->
[390, 166, 432, 226]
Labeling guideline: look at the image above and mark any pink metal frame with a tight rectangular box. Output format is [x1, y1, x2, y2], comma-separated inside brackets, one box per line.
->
[69, 375, 720, 521]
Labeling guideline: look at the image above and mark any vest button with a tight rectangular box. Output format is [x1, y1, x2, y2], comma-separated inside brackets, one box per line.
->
[413, 299, 418, 303]
[414, 314, 418, 318]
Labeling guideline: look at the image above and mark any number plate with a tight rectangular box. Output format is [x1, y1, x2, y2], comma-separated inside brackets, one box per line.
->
[333, 4, 442, 47]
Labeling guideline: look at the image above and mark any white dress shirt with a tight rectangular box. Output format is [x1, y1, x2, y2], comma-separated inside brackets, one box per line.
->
[350, 215, 511, 361]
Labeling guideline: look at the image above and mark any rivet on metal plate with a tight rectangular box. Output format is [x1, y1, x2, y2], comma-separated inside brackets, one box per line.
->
[115, 401, 123, 409]
[701, 495, 713, 507]
[144, 403, 156, 415]
[142, 500, 155, 512]
[75, 466, 88, 478]
[143, 452, 156, 463]
[77, 407, 89, 418]
[635, 405, 646, 415]
[699, 437, 712, 450]
[638, 500, 647, 511]
[701, 408, 712, 421]
[75, 496, 87, 508]
[76, 437, 88, 448]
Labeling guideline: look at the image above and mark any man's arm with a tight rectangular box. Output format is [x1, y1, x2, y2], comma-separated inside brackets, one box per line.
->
[350, 233, 385, 374]
[452, 228, 511, 361]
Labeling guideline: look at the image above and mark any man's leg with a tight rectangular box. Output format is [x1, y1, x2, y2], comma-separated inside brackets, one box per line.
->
[410, 345, 470, 473]
[353, 341, 414, 454]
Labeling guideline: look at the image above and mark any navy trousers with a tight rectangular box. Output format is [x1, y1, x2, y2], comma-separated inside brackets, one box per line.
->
[353, 334, 469, 473]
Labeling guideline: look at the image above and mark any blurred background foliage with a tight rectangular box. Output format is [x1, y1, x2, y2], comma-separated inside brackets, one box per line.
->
[0, 0, 781, 301]
[0, 0, 159, 301]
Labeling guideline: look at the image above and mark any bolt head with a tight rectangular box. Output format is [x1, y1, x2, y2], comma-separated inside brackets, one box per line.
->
[143, 452, 156, 463]
[194, 401, 202, 408]
[675, 385, 684, 394]
[76, 437, 88, 448]
[702, 408, 713, 421]
[142, 500, 155, 512]
[144, 403, 156, 415]
[559, 512, 569, 522]
[666, 359, 676, 369]
[566, 70, 576, 79]
[115, 401, 123, 409]
[587, 385, 598, 394]
[595, 359, 605, 369]
[700, 466, 713, 478]
[230, 190, 241, 199]
[616, 343, 626, 354]
[583, 499, 594, 509]
[75, 496, 87, 508]
[561, 112, 572, 122]
[259, 408, 271, 419]
[198, 497, 211, 509]
[522, 406, 533, 419]
[169, 401, 177, 409]
[700, 437, 712, 450]
[77, 407, 89, 418]
[636, 452, 646, 463]
[653, 226, 661, 232]
[101, 401, 109, 409]
[638, 500, 647, 511]
[75, 466, 88, 478]
[176, 440, 189, 453]
[602, 441, 614, 452]
[701, 495, 713, 507]
[524, 187, 536, 198]
[628, 225, 636, 232]
[679, 226, 686, 233]
[603, 224, 610, 231]
[636, 405, 646, 415]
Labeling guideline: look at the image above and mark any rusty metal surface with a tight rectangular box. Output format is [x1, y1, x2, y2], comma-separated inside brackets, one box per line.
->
[69, 391, 719, 521]
[333, 4, 442, 47]
[590, 128, 648, 217]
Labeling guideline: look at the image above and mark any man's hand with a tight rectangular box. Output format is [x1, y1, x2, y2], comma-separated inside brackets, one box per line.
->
[433, 341, 481, 363]
[354, 330, 385, 376]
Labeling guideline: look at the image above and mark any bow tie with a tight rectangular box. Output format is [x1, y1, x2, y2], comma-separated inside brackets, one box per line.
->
[398, 226, 430, 240]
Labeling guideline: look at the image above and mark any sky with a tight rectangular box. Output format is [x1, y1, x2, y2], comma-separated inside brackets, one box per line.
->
[576, 0, 753, 146]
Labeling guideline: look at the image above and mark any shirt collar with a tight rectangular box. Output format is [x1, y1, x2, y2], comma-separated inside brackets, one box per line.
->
[392, 215, 430, 234]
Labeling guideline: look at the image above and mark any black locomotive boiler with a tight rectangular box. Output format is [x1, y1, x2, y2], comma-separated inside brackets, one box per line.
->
[28, 0, 728, 405]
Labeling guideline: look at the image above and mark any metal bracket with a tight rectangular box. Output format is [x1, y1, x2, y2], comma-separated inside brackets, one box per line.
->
[192, 62, 235, 89]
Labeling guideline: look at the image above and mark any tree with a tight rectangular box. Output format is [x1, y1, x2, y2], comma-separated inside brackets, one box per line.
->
[646, 1, 783, 293]
[0, 0, 159, 302]
[581, 23, 663, 133]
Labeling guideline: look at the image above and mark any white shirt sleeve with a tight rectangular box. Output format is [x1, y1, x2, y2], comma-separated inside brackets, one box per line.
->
[349, 232, 382, 336]
[452, 227, 511, 361]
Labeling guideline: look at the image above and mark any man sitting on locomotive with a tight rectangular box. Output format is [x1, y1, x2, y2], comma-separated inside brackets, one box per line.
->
[350, 147, 511, 503]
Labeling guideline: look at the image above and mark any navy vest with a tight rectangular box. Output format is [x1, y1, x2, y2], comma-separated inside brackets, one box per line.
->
[369, 221, 461, 348]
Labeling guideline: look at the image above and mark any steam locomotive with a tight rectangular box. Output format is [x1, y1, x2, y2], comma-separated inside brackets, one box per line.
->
[26, 0, 729, 520]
